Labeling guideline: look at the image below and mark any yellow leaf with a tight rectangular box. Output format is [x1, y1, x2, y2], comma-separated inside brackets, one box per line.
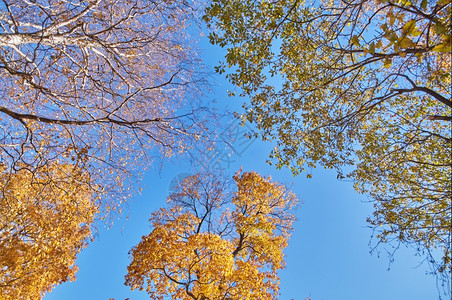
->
[383, 58, 392, 68]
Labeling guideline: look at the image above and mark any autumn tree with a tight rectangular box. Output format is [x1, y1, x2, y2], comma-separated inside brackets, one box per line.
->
[0, 162, 98, 299]
[204, 0, 451, 290]
[125, 170, 298, 299]
[1, 0, 211, 297]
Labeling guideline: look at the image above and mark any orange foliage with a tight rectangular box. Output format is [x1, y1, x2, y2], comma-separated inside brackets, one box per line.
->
[125, 171, 298, 299]
[0, 164, 98, 299]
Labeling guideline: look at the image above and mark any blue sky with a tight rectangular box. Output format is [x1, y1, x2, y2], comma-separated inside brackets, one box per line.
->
[44, 35, 441, 300]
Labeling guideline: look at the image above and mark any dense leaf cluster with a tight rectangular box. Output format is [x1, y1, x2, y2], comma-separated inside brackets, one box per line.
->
[125, 171, 298, 300]
[205, 0, 451, 289]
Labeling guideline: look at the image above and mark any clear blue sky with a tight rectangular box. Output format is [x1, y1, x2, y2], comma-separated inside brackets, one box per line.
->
[44, 35, 441, 300]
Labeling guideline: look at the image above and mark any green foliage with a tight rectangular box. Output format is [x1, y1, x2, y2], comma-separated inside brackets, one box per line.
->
[205, 0, 451, 289]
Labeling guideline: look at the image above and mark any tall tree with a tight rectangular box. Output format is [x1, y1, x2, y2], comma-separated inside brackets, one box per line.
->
[204, 0, 451, 290]
[1, 0, 209, 297]
[125, 171, 298, 299]
[0, 163, 98, 299]
[0, 0, 209, 199]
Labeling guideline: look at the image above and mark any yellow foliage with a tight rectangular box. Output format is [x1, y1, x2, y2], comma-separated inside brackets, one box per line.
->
[0, 164, 98, 299]
[125, 171, 298, 299]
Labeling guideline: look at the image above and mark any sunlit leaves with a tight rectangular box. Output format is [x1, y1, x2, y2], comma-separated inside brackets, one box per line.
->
[125, 171, 298, 299]
[204, 0, 451, 289]
[0, 163, 98, 299]
[0, 2, 210, 295]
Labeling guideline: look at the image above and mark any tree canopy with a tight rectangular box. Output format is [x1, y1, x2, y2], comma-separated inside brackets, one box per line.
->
[204, 0, 451, 287]
[125, 171, 298, 299]
[0, 0, 209, 297]
[0, 163, 97, 299]
[1, 0, 450, 297]
[0, 0, 209, 200]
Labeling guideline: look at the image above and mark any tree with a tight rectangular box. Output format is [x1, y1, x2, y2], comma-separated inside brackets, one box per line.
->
[204, 0, 451, 290]
[1, 0, 210, 297]
[125, 170, 298, 299]
[0, 162, 98, 299]
[0, 0, 209, 200]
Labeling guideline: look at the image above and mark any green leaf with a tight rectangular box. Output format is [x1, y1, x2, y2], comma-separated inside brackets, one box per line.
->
[369, 42, 376, 54]
[350, 35, 360, 46]
[432, 43, 452, 53]
[399, 37, 415, 48]
[421, 0, 428, 9]
[402, 20, 416, 35]
[435, 23, 449, 35]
